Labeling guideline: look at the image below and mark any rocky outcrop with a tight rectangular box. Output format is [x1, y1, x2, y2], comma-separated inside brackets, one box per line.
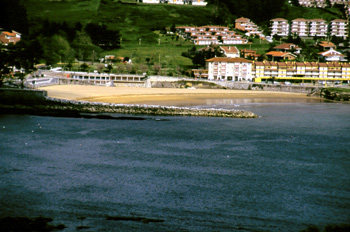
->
[319, 88, 350, 102]
[308, 87, 350, 102]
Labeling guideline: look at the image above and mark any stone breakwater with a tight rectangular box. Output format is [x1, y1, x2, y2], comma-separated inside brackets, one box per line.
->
[0, 88, 258, 118]
[41, 98, 258, 118]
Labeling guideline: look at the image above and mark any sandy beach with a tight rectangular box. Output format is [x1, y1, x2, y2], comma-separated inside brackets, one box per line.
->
[39, 85, 319, 106]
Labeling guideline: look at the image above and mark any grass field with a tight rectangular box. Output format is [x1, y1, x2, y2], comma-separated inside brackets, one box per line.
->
[21, 0, 346, 74]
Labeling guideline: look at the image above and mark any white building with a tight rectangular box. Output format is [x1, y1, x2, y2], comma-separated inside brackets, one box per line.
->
[142, 0, 160, 3]
[220, 46, 240, 58]
[330, 19, 348, 38]
[206, 57, 253, 81]
[309, 19, 328, 37]
[291, 18, 309, 37]
[318, 48, 347, 62]
[270, 18, 290, 36]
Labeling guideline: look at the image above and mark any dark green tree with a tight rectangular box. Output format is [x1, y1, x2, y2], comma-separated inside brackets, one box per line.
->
[85, 23, 120, 50]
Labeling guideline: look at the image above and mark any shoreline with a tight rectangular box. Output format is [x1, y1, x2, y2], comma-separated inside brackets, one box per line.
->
[39, 85, 320, 107]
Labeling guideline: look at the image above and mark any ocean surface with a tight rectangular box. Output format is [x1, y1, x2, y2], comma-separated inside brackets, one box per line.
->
[1, 99, 350, 232]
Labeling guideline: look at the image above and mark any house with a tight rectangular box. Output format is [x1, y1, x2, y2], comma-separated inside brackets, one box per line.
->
[273, 43, 302, 54]
[0, 30, 21, 45]
[318, 48, 346, 61]
[265, 51, 297, 61]
[206, 57, 253, 81]
[220, 46, 240, 58]
[240, 49, 261, 60]
[318, 41, 337, 50]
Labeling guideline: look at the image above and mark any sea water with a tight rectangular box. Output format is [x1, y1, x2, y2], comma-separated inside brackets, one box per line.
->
[0, 100, 349, 232]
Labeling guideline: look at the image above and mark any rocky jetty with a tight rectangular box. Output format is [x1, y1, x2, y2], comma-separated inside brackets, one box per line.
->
[0, 88, 258, 118]
[308, 87, 350, 102]
[36, 98, 258, 118]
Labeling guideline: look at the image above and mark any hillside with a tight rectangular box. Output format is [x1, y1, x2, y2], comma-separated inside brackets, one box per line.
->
[16, 0, 348, 75]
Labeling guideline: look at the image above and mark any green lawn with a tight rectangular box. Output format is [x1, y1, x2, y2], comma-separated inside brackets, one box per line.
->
[21, 0, 347, 74]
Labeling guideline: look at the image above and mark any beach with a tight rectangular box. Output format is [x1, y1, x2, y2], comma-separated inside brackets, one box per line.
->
[39, 85, 316, 106]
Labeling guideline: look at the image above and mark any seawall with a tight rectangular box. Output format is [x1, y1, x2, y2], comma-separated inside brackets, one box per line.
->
[0, 88, 258, 118]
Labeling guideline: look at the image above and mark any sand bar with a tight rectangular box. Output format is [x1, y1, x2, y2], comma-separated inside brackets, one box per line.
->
[39, 85, 320, 106]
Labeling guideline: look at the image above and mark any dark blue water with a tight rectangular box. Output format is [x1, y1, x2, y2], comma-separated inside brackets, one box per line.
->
[0, 101, 349, 232]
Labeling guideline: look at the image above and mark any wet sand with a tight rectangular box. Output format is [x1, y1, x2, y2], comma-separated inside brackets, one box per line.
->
[39, 85, 318, 106]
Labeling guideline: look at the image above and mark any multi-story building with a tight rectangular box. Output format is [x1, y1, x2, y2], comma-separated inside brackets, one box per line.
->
[206, 57, 253, 81]
[176, 26, 247, 45]
[142, 0, 207, 5]
[291, 18, 309, 37]
[270, 18, 290, 36]
[235, 17, 264, 38]
[271, 18, 348, 38]
[299, 0, 348, 8]
[204, 58, 350, 83]
[330, 19, 348, 38]
[309, 19, 328, 37]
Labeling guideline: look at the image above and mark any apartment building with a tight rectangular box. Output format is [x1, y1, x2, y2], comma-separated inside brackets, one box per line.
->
[309, 19, 328, 37]
[271, 18, 348, 38]
[176, 26, 248, 45]
[142, 0, 207, 5]
[270, 18, 290, 36]
[291, 18, 309, 37]
[299, 0, 327, 7]
[330, 19, 348, 38]
[235, 17, 264, 38]
[203, 58, 350, 82]
[206, 57, 253, 81]
[299, 0, 348, 7]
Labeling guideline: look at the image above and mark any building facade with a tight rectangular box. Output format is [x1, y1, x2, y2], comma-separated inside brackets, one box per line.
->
[176, 26, 247, 45]
[270, 18, 290, 36]
[206, 57, 253, 81]
[330, 19, 348, 38]
[235, 17, 264, 38]
[271, 18, 349, 38]
[204, 59, 350, 82]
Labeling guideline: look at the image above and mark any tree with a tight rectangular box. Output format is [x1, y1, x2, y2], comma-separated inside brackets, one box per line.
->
[72, 31, 101, 61]
[291, 0, 300, 6]
[170, 24, 176, 33]
[0, 45, 14, 87]
[80, 63, 89, 72]
[40, 35, 73, 65]
[85, 23, 120, 50]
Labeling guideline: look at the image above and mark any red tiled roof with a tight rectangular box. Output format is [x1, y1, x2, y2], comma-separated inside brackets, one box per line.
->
[206, 57, 253, 63]
[235, 17, 250, 23]
[273, 43, 301, 50]
[271, 18, 288, 22]
[221, 46, 239, 54]
[266, 51, 289, 57]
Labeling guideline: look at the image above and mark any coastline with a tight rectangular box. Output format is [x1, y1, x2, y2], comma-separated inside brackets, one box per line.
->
[39, 85, 319, 107]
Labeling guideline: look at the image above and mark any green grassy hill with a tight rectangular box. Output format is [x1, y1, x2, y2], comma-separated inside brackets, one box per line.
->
[20, 0, 346, 75]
